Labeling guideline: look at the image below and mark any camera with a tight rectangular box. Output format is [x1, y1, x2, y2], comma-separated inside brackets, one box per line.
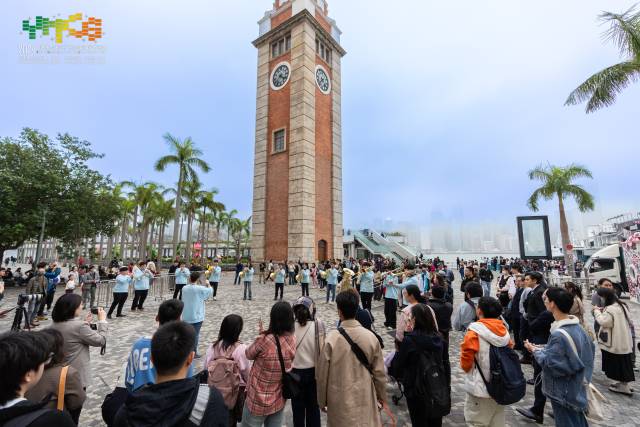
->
[17, 294, 41, 306]
[90, 307, 99, 315]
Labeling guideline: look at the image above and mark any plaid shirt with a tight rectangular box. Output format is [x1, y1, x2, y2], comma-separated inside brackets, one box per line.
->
[245, 333, 296, 416]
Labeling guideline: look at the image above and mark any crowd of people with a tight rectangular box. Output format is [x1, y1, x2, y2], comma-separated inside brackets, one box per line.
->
[0, 255, 638, 427]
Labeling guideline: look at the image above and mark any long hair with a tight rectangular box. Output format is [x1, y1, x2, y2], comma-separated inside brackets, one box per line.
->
[215, 314, 244, 351]
[264, 301, 295, 336]
[404, 284, 426, 304]
[597, 287, 631, 323]
[410, 304, 439, 335]
[564, 281, 583, 301]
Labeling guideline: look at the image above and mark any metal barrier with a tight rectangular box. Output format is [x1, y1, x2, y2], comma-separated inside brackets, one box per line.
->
[543, 275, 598, 296]
[93, 274, 178, 309]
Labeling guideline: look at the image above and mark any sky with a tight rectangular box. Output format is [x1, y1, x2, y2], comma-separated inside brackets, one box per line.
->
[1, 0, 639, 236]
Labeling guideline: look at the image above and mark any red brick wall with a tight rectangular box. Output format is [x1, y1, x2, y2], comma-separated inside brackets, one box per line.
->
[315, 59, 333, 260]
[314, 11, 332, 34]
[271, 7, 292, 29]
[265, 52, 292, 262]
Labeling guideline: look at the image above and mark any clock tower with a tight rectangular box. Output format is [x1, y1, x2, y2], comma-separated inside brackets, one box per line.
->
[250, 0, 345, 262]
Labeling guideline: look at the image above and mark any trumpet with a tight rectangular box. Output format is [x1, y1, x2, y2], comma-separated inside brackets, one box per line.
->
[295, 273, 302, 282]
[269, 272, 276, 280]
[320, 270, 328, 279]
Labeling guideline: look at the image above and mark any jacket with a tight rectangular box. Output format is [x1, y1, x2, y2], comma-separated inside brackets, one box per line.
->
[26, 274, 47, 295]
[533, 317, 595, 412]
[0, 400, 75, 427]
[453, 297, 480, 332]
[392, 331, 444, 401]
[316, 319, 387, 427]
[24, 364, 86, 411]
[524, 284, 547, 324]
[49, 318, 108, 387]
[595, 304, 634, 354]
[528, 310, 554, 345]
[427, 298, 453, 333]
[460, 276, 479, 292]
[113, 377, 227, 427]
[460, 318, 512, 398]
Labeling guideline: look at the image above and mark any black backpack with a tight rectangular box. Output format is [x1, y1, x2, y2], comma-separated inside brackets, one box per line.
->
[475, 344, 526, 405]
[409, 339, 451, 416]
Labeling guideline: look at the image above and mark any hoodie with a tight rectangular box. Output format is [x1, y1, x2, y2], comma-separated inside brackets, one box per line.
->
[392, 331, 444, 398]
[0, 400, 75, 427]
[460, 318, 512, 399]
[113, 377, 227, 427]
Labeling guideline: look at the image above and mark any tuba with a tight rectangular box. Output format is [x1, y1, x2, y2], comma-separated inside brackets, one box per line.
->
[269, 272, 276, 281]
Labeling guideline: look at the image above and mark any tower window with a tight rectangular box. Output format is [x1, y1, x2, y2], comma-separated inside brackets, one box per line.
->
[273, 128, 286, 153]
[315, 38, 332, 64]
[271, 34, 292, 59]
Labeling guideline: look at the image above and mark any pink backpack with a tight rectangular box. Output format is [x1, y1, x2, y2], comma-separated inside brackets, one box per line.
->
[207, 343, 241, 409]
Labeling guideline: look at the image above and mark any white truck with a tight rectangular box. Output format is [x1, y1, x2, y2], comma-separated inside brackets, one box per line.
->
[584, 236, 640, 302]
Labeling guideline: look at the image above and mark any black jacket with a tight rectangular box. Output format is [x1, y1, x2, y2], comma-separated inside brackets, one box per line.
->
[460, 277, 480, 292]
[528, 310, 554, 344]
[427, 298, 453, 333]
[524, 284, 548, 325]
[509, 287, 525, 321]
[0, 400, 75, 427]
[113, 377, 227, 427]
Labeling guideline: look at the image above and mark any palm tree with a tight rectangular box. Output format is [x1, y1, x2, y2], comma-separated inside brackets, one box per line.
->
[181, 179, 207, 262]
[565, 5, 640, 113]
[151, 198, 175, 262]
[154, 133, 211, 259]
[527, 164, 595, 275]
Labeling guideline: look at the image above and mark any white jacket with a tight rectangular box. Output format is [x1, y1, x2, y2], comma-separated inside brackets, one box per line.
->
[463, 321, 511, 398]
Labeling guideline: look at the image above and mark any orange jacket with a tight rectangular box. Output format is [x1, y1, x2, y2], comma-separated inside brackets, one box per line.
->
[460, 318, 513, 373]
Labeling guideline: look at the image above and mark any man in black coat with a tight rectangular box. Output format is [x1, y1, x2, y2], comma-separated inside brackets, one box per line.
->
[427, 285, 454, 382]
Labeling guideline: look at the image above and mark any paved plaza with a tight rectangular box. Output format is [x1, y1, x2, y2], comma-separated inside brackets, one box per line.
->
[1, 273, 640, 426]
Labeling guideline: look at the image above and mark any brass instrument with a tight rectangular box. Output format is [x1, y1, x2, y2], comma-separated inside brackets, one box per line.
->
[269, 272, 276, 280]
[320, 270, 328, 279]
[295, 273, 302, 282]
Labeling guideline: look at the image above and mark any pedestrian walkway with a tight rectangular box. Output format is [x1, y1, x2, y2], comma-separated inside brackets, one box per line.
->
[1, 275, 639, 426]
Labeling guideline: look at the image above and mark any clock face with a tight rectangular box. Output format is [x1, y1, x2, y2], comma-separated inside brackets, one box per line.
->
[270, 62, 291, 90]
[315, 65, 331, 94]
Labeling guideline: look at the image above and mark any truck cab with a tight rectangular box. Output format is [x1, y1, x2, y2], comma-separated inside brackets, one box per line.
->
[584, 244, 628, 296]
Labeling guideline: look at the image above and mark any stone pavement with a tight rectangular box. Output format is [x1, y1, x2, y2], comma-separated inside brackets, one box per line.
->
[1, 275, 639, 426]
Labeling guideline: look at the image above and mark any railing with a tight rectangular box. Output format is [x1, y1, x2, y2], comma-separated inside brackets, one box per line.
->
[543, 274, 598, 296]
[93, 273, 184, 308]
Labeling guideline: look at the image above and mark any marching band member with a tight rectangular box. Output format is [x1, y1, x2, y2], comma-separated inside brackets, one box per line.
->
[243, 264, 255, 301]
[383, 270, 399, 329]
[274, 263, 286, 301]
[325, 264, 339, 303]
[207, 259, 222, 301]
[300, 263, 311, 297]
[359, 264, 375, 311]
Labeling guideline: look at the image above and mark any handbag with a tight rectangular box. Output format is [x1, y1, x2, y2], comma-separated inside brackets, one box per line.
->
[556, 329, 607, 421]
[274, 335, 300, 399]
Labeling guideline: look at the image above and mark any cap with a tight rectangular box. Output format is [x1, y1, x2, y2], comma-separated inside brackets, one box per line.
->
[293, 296, 314, 310]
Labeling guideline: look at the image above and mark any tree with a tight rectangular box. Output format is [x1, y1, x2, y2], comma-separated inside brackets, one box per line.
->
[151, 198, 174, 261]
[565, 5, 640, 113]
[181, 179, 206, 261]
[527, 164, 595, 275]
[154, 133, 210, 260]
[0, 129, 120, 262]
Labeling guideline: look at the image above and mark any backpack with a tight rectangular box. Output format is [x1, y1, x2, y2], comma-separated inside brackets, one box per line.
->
[207, 344, 242, 409]
[474, 343, 526, 405]
[409, 339, 451, 416]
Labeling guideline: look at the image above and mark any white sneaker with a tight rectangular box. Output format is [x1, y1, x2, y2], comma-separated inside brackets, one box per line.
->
[213, 297, 217, 301]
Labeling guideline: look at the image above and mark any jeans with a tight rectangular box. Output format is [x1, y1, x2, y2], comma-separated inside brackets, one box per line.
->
[301, 283, 309, 297]
[173, 283, 185, 300]
[131, 289, 148, 310]
[275, 283, 284, 300]
[244, 281, 252, 300]
[241, 406, 283, 427]
[291, 368, 320, 427]
[191, 321, 203, 355]
[326, 284, 336, 302]
[288, 272, 296, 285]
[361, 292, 373, 311]
[481, 280, 491, 297]
[81, 285, 96, 309]
[45, 289, 55, 310]
[550, 401, 588, 427]
[108, 292, 128, 316]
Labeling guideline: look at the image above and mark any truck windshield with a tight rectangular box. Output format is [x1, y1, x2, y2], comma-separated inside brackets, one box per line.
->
[588, 258, 615, 273]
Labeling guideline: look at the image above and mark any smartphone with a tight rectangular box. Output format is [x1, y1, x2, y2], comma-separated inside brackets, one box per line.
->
[91, 307, 99, 315]
[89, 323, 98, 330]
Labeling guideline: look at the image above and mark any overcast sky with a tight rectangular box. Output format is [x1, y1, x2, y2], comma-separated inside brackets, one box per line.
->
[1, 0, 638, 232]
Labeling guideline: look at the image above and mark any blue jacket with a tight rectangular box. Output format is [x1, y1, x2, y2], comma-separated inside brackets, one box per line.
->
[244, 268, 254, 282]
[533, 318, 595, 412]
[359, 271, 374, 293]
[326, 268, 338, 285]
[301, 269, 310, 284]
[175, 268, 190, 285]
[133, 267, 152, 291]
[208, 266, 221, 283]
[114, 274, 131, 293]
[384, 275, 399, 300]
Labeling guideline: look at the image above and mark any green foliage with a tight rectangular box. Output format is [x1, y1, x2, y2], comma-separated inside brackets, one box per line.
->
[566, 4, 640, 113]
[527, 164, 595, 212]
[0, 128, 121, 254]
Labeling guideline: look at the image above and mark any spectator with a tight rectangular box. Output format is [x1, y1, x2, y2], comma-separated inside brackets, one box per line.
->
[291, 297, 325, 427]
[392, 303, 450, 426]
[460, 297, 512, 427]
[508, 274, 526, 351]
[124, 299, 186, 392]
[182, 271, 213, 358]
[243, 301, 296, 426]
[564, 281, 586, 326]
[173, 262, 190, 300]
[428, 285, 453, 381]
[517, 271, 551, 424]
[26, 265, 47, 327]
[0, 332, 75, 426]
[49, 294, 108, 399]
[81, 265, 100, 310]
[460, 266, 479, 293]
[25, 329, 86, 424]
[478, 264, 494, 297]
[316, 288, 387, 426]
[594, 288, 636, 396]
[325, 264, 339, 303]
[525, 287, 595, 427]
[396, 284, 427, 342]
[453, 282, 483, 332]
[205, 314, 251, 425]
[113, 321, 227, 427]
[234, 261, 244, 286]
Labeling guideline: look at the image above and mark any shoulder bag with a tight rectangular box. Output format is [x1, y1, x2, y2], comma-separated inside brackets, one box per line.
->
[57, 365, 69, 411]
[274, 335, 301, 399]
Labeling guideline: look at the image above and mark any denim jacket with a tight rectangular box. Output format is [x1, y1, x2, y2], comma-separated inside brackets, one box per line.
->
[532, 316, 595, 412]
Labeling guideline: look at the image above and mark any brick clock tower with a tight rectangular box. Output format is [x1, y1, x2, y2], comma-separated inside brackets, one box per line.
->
[250, 0, 345, 262]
